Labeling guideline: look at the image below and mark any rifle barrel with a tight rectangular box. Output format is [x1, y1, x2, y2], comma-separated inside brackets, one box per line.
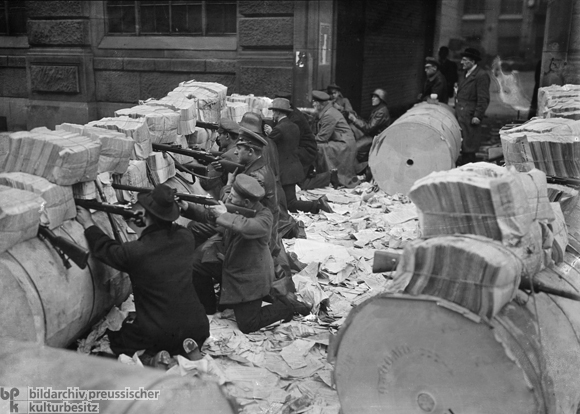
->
[38, 226, 90, 269]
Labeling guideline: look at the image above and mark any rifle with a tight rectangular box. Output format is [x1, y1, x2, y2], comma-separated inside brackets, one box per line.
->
[75, 198, 146, 227]
[38, 226, 89, 270]
[546, 175, 580, 188]
[111, 183, 257, 218]
[152, 143, 244, 174]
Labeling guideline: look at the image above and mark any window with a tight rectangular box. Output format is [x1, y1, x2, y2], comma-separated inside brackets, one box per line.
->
[0, 0, 27, 35]
[500, 0, 523, 14]
[106, 1, 237, 35]
[463, 0, 486, 14]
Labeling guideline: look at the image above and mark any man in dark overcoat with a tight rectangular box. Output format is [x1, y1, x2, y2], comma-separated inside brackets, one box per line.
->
[265, 98, 332, 214]
[418, 57, 449, 103]
[455, 47, 491, 164]
[76, 184, 210, 368]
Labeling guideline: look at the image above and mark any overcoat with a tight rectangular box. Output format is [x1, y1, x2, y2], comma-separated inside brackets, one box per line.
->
[351, 102, 391, 137]
[455, 65, 491, 153]
[84, 223, 209, 355]
[288, 108, 318, 173]
[216, 203, 274, 305]
[421, 71, 449, 103]
[316, 103, 359, 188]
[268, 117, 305, 185]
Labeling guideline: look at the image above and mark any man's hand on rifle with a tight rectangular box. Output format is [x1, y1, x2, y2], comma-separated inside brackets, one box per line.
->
[263, 124, 272, 136]
[76, 206, 95, 230]
[208, 201, 228, 218]
[210, 160, 223, 172]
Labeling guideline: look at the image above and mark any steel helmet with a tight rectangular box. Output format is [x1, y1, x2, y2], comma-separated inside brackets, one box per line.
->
[371, 88, 387, 103]
[239, 112, 264, 136]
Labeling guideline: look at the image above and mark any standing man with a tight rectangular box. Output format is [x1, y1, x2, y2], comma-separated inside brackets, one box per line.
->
[438, 46, 458, 100]
[418, 57, 449, 103]
[274, 92, 318, 179]
[455, 47, 490, 164]
[265, 98, 333, 214]
[76, 184, 210, 367]
[191, 174, 311, 333]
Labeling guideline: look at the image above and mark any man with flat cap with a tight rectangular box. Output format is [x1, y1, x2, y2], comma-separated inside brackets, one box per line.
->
[191, 174, 311, 333]
[327, 83, 354, 119]
[418, 57, 449, 103]
[76, 184, 210, 368]
[455, 47, 490, 164]
[312, 90, 359, 188]
[265, 98, 333, 214]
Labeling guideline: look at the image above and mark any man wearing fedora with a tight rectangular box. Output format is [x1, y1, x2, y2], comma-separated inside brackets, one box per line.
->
[418, 57, 449, 103]
[265, 97, 333, 214]
[76, 184, 210, 368]
[191, 174, 311, 333]
[455, 47, 490, 164]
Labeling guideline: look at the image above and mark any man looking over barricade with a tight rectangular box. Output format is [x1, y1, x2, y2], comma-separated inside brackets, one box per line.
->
[455, 47, 490, 165]
[327, 83, 354, 120]
[76, 184, 209, 368]
[265, 98, 333, 215]
[190, 174, 311, 333]
[417, 57, 449, 103]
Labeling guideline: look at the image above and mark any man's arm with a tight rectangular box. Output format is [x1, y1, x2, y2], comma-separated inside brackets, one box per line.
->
[212, 207, 272, 240]
[352, 107, 390, 136]
[316, 112, 338, 143]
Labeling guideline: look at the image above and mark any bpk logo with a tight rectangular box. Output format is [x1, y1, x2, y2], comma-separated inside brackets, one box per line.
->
[0, 387, 24, 413]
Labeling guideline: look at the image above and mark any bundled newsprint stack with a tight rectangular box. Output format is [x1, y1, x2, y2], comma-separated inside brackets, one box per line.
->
[115, 105, 180, 145]
[0, 129, 100, 186]
[146, 152, 176, 185]
[0, 185, 43, 253]
[56, 123, 134, 174]
[227, 94, 273, 118]
[537, 84, 580, 120]
[391, 235, 523, 319]
[407, 163, 557, 276]
[144, 93, 197, 136]
[500, 117, 580, 177]
[116, 160, 151, 204]
[0, 172, 75, 229]
[173, 81, 227, 123]
[87, 116, 152, 160]
[222, 101, 249, 122]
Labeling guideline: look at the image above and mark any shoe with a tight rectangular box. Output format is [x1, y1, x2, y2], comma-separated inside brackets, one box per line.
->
[317, 195, 334, 214]
[146, 350, 172, 370]
[183, 338, 203, 361]
[280, 292, 311, 317]
[330, 169, 340, 188]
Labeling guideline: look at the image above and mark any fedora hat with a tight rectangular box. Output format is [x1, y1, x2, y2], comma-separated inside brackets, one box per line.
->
[239, 112, 264, 136]
[137, 184, 180, 222]
[269, 98, 293, 113]
[237, 127, 268, 149]
[461, 47, 481, 62]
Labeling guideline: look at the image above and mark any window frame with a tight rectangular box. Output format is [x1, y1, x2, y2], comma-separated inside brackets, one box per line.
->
[0, 0, 28, 36]
[105, 0, 237, 37]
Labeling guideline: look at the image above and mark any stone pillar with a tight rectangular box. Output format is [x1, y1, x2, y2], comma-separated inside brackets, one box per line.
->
[25, 1, 96, 129]
[567, 0, 580, 84]
[435, 0, 462, 51]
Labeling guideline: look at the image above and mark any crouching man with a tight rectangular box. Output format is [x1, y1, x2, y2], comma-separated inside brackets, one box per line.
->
[191, 174, 310, 333]
[76, 184, 210, 368]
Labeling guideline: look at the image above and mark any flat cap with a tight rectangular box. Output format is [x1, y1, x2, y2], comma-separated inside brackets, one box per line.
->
[312, 90, 330, 102]
[233, 174, 265, 201]
[327, 83, 341, 92]
[217, 118, 240, 135]
[237, 126, 268, 149]
[425, 57, 440, 68]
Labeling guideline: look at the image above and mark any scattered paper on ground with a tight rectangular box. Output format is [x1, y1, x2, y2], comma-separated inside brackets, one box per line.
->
[78, 182, 417, 413]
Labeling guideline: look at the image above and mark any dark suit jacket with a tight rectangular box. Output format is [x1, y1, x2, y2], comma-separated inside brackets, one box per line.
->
[269, 116, 305, 185]
[288, 108, 318, 172]
[455, 65, 491, 152]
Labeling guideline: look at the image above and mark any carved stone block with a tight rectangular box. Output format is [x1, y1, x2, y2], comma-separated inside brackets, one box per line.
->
[239, 18, 294, 47]
[30, 65, 80, 94]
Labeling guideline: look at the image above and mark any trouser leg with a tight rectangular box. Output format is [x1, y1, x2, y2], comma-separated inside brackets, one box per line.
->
[283, 184, 316, 213]
[191, 245, 223, 314]
[232, 299, 293, 334]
